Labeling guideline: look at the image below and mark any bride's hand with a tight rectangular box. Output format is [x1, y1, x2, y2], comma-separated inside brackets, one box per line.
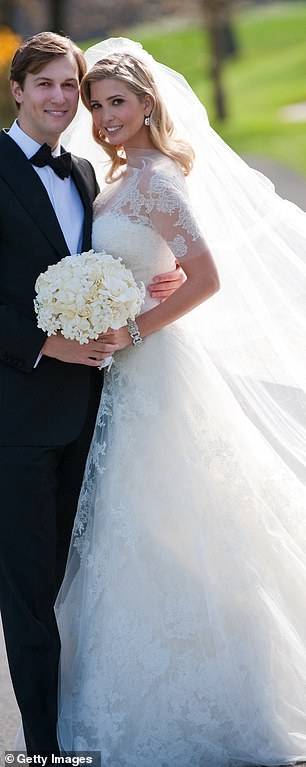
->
[97, 327, 132, 353]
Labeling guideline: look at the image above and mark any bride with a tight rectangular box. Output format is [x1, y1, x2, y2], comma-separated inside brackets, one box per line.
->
[56, 38, 306, 766]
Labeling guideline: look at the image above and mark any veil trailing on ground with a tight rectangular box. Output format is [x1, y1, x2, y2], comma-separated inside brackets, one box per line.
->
[63, 38, 306, 486]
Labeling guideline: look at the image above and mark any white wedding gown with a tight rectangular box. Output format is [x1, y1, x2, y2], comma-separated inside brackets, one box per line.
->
[56, 148, 306, 766]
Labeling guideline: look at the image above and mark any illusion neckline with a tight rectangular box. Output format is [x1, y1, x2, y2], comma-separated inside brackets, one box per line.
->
[125, 146, 163, 168]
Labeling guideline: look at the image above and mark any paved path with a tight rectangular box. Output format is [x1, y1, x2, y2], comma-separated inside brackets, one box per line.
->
[1, 154, 306, 759]
[244, 154, 306, 211]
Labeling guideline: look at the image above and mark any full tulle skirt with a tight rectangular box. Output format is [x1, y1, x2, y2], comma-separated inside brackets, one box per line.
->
[56, 318, 306, 766]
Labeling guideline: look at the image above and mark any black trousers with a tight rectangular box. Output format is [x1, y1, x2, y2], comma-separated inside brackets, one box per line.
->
[0, 381, 101, 757]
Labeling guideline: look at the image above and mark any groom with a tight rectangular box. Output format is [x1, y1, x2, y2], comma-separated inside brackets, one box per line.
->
[0, 31, 183, 760]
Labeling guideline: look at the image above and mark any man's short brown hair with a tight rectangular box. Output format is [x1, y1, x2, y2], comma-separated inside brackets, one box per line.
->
[10, 31, 86, 87]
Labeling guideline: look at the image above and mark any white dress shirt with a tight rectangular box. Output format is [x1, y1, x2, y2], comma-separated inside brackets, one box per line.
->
[8, 120, 84, 256]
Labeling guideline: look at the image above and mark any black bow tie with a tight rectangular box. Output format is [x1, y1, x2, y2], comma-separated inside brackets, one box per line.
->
[30, 143, 72, 179]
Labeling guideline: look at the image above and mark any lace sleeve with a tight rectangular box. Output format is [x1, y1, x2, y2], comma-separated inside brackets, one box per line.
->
[145, 165, 209, 261]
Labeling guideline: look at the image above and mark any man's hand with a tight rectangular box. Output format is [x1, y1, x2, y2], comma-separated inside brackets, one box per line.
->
[41, 333, 115, 367]
[148, 263, 186, 302]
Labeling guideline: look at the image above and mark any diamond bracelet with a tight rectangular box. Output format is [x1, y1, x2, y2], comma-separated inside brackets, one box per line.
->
[126, 318, 143, 347]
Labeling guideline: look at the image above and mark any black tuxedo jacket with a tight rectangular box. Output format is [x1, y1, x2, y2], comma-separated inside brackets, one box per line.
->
[0, 129, 102, 446]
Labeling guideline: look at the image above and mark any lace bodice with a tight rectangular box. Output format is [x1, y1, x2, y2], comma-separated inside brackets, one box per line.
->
[92, 148, 207, 309]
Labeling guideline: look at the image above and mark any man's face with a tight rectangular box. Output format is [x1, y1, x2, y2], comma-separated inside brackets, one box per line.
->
[10, 52, 80, 147]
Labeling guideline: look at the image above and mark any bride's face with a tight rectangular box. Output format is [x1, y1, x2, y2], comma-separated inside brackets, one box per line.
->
[89, 78, 153, 148]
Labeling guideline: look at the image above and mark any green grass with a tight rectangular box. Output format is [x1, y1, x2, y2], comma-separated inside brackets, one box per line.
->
[216, 2, 306, 172]
[81, 2, 306, 175]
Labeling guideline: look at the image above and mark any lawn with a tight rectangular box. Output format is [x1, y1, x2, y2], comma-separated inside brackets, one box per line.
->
[81, 1, 306, 175]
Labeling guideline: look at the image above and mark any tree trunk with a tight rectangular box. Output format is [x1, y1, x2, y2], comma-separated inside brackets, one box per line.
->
[50, 0, 65, 34]
[203, 0, 237, 122]
[0, 0, 14, 27]
[209, 19, 227, 120]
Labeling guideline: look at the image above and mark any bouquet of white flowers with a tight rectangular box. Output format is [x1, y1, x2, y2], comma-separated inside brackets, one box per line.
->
[34, 250, 145, 348]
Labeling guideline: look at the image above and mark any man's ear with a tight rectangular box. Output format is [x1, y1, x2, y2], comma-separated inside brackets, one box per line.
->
[10, 80, 24, 105]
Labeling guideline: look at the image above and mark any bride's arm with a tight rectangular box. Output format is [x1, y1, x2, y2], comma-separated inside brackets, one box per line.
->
[140, 249, 219, 335]
[98, 248, 219, 354]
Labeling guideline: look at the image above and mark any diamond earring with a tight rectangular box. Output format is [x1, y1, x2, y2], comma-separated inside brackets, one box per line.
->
[144, 116, 151, 126]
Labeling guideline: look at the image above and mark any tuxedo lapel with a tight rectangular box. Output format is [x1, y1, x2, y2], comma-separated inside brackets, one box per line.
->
[0, 131, 69, 258]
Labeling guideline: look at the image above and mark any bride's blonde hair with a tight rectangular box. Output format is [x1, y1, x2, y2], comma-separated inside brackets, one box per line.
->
[80, 53, 194, 183]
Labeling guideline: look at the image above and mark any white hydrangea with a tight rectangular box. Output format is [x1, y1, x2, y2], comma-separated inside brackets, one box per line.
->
[34, 250, 145, 344]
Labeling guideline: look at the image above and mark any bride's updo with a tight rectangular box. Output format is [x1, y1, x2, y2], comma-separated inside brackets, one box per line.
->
[80, 53, 194, 183]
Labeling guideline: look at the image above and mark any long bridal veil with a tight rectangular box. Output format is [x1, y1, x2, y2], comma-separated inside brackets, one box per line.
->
[56, 37, 306, 764]
[63, 37, 306, 493]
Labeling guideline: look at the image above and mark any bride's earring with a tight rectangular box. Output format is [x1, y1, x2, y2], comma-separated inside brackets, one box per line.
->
[144, 115, 151, 126]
